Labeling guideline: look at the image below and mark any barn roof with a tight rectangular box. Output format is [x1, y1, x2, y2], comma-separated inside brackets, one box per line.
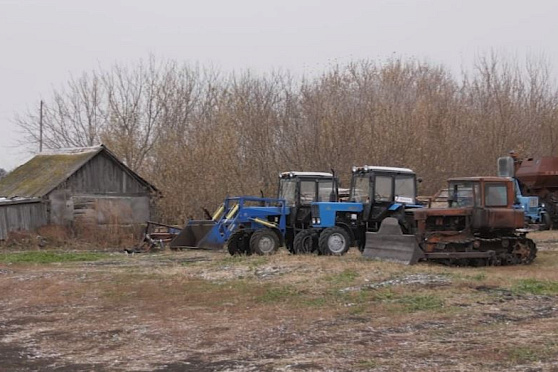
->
[0, 145, 157, 198]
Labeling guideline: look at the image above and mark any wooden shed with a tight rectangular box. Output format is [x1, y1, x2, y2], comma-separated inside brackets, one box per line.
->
[0, 145, 157, 240]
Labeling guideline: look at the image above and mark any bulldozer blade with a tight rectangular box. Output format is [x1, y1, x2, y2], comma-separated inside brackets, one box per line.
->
[362, 217, 424, 265]
[170, 220, 225, 250]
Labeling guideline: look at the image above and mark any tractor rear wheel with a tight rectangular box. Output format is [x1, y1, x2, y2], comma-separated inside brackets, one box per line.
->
[250, 229, 280, 255]
[227, 230, 251, 256]
[542, 213, 552, 231]
[293, 229, 318, 254]
[318, 226, 350, 256]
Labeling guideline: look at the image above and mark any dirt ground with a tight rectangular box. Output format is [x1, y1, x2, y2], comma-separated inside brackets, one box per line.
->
[2, 232, 558, 371]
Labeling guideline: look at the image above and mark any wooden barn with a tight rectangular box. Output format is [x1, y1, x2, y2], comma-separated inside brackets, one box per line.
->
[0, 145, 157, 240]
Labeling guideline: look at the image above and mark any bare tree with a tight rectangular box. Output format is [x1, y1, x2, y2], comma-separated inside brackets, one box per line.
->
[16, 72, 105, 149]
[13, 54, 558, 220]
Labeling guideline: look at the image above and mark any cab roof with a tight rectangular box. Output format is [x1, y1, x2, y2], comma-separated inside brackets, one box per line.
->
[352, 165, 415, 174]
[447, 176, 512, 182]
[279, 171, 333, 178]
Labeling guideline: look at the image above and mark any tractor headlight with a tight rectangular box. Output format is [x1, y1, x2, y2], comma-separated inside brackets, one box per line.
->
[312, 217, 321, 225]
[542, 203, 546, 208]
[352, 166, 357, 173]
[351, 214, 358, 220]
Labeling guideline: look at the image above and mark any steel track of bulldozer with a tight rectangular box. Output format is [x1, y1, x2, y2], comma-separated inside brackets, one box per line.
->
[425, 236, 537, 267]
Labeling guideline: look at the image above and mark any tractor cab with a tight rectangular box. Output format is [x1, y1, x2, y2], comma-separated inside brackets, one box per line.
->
[278, 171, 338, 250]
[446, 177, 524, 231]
[349, 165, 420, 231]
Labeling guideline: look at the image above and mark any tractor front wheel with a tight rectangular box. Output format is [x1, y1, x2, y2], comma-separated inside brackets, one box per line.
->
[250, 229, 280, 255]
[318, 227, 350, 256]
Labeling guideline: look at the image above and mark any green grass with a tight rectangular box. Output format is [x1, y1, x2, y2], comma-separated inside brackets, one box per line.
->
[0, 251, 108, 264]
[512, 278, 558, 295]
[325, 269, 360, 285]
[471, 272, 487, 281]
[400, 294, 444, 312]
[373, 289, 445, 313]
[215, 255, 268, 268]
[508, 346, 542, 363]
[257, 285, 300, 303]
[355, 359, 378, 369]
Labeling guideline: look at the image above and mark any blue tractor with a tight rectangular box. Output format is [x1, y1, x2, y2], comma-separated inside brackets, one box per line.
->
[170, 171, 338, 255]
[498, 156, 549, 228]
[295, 165, 423, 260]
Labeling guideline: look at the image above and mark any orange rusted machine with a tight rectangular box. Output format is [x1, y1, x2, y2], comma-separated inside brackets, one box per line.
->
[365, 176, 537, 265]
[412, 176, 537, 265]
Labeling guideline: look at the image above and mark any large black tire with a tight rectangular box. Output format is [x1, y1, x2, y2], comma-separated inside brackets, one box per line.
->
[250, 229, 280, 255]
[318, 226, 350, 256]
[293, 229, 318, 254]
[542, 213, 552, 231]
[227, 230, 251, 256]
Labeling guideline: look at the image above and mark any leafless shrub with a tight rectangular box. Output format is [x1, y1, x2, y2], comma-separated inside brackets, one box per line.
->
[15, 54, 558, 221]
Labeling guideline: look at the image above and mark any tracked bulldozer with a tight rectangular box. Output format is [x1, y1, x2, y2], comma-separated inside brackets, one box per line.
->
[412, 177, 537, 266]
[364, 176, 537, 266]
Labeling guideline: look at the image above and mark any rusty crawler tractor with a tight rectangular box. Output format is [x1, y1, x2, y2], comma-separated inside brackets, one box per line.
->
[411, 177, 537, 266]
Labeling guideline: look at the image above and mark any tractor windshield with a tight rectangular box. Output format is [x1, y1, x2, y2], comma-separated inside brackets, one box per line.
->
[351, 175, 370, 203]
[279, 179, 297, 206]
[374, 175, 393, 202]
[394, 175, 416, 204]
[448, 181, 478, 207]
[318, 179, 335, 202]
[300, 180, 317, 205]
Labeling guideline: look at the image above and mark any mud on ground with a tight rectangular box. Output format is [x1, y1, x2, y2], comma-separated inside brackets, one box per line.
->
[2, 232, 558, 371]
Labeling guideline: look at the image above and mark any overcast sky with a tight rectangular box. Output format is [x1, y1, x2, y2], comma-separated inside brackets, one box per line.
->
[1, 0, 557, 170]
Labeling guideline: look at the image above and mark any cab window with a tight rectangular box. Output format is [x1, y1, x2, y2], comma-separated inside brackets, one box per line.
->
[300, 180, 316, 205]
[279, 179, 296, 206]
[394, 175, 415, 203]
[374, 175, 393, 202]
[352, 175, 370, 202]
[449, 182, 474, 207]
[485, 183, 508, 207]
[318, 179, 335, 202]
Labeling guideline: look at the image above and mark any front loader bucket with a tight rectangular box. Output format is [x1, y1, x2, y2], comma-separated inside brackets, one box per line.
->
[170, 220, 225, 250]
[362, 217, 424, 265]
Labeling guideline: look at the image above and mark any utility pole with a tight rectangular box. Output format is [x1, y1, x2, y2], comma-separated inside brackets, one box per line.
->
[39, 100, 43, 152]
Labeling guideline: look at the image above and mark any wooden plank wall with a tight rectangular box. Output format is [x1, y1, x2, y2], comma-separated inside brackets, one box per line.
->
[59, 152, 149, 195]
[0, 201, 48, 240]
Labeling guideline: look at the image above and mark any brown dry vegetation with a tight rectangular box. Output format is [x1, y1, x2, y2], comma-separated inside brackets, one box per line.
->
[15, 54, 558, 222]
[1, 231, 558, 371]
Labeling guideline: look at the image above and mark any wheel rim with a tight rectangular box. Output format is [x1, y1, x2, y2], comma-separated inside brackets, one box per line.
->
[258, 236, 275, 253]
[327, 233, 346, 254]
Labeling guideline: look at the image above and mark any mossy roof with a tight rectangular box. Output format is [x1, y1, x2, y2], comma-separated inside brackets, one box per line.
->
[0, 145, 157, 198]
[0, 148, 100, 198]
